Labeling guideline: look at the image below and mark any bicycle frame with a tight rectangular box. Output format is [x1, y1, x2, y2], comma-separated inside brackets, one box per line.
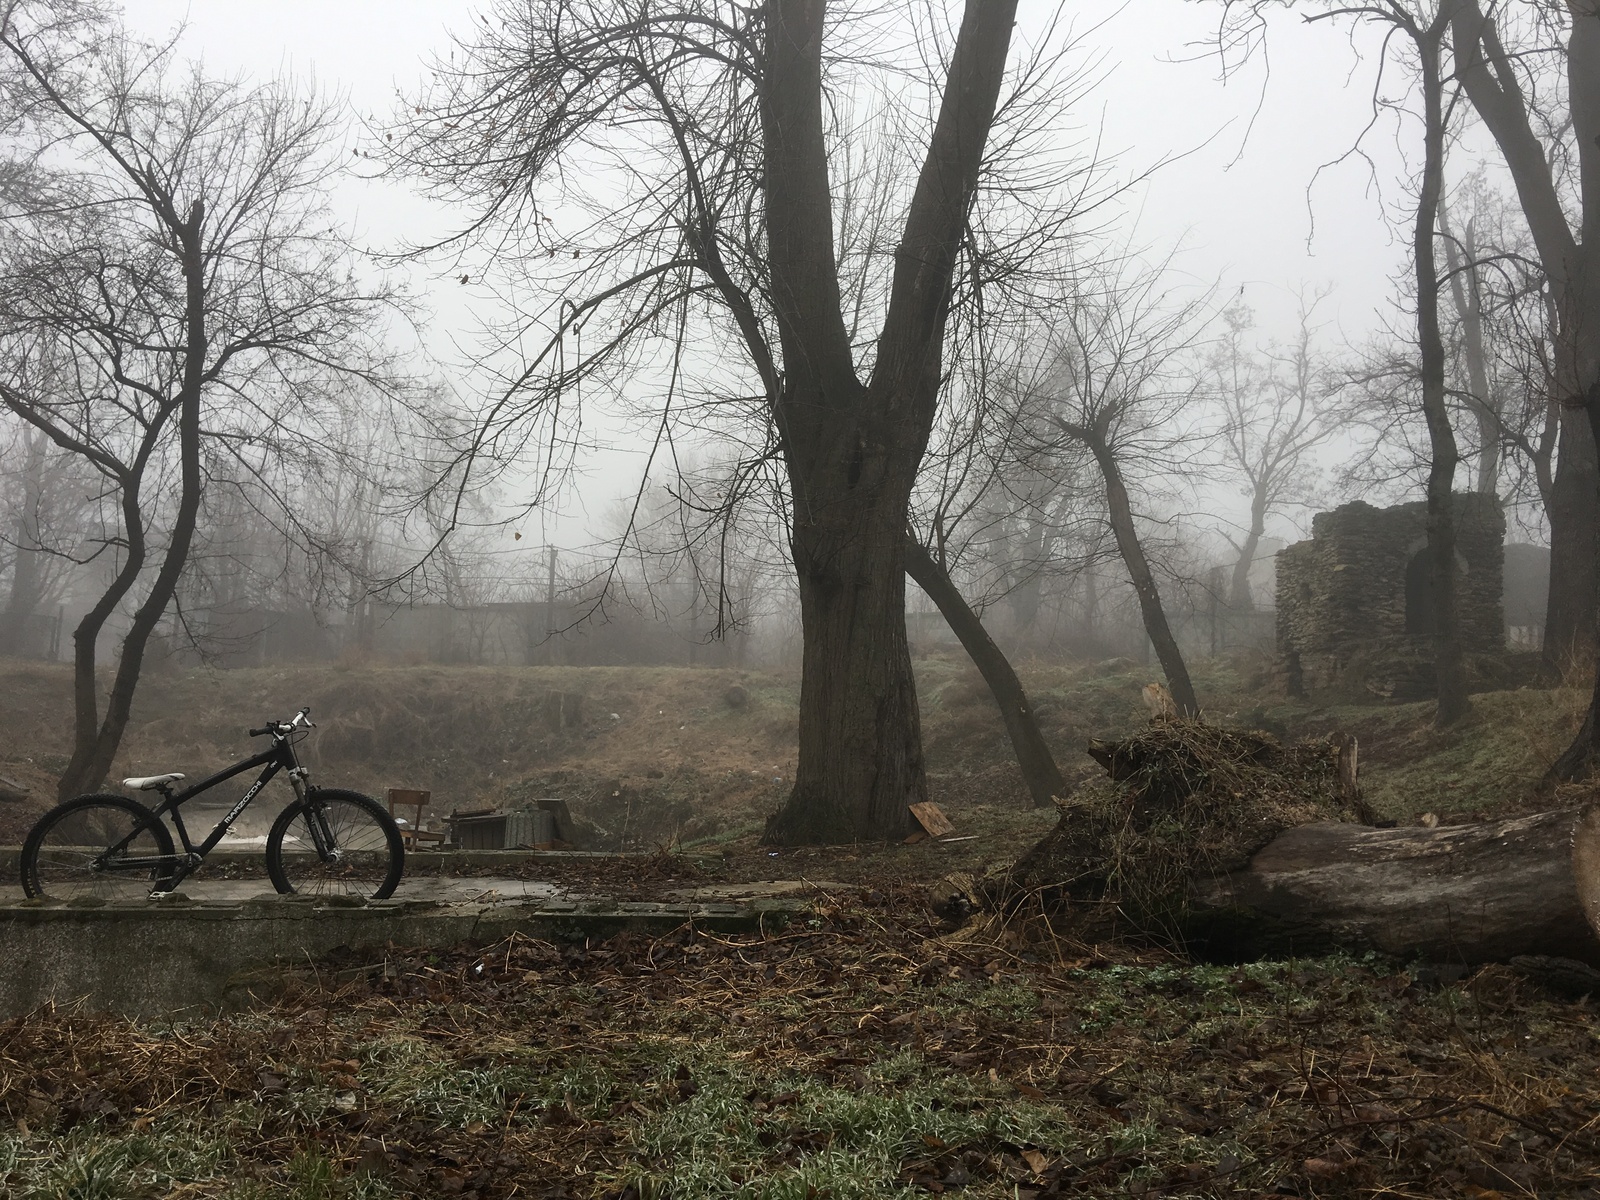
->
[99, 734, 313, 889]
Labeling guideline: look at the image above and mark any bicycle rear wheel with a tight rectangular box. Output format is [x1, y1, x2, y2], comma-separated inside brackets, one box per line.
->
[265, 788, 404, 900]
[21, 794, 176, 901]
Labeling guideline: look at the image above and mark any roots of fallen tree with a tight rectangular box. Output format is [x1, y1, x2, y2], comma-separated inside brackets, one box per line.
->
[975, 720, 1600, 966]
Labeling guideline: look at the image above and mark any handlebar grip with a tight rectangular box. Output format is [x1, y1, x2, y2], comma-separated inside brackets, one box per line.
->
[249, 725, 272, 737]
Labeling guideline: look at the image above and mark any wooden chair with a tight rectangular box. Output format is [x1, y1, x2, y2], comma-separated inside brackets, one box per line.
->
[387, 788, 447, 849]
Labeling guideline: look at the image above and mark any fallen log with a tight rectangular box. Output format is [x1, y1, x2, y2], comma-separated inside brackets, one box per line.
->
[1573, 802, 1600, 943]
[999, 720, 1600, 966]
[1186, 809, 1599, 965]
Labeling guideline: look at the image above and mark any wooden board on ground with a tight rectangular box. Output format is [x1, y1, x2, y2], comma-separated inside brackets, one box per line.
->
[908, 801, 953, 840]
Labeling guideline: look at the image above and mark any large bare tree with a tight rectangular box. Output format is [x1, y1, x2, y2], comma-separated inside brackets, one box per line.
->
[0, 9, 406, 798]
[1216, 1, 1471, 726]
[387, 0, 1083, 842]
[1451, 1, 1600, 682]
[1448, 0, 1600, 778]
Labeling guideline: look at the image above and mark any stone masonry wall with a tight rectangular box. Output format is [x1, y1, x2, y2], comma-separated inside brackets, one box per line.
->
[1276, 494, 1505, 694]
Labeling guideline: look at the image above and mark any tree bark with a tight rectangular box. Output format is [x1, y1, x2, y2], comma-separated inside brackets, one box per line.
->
[760, 0, 1018, 843]
[1545, 414, 1600, 673]
[1185, 810, 1597, 966]
[1542, 385, 1600, 786]
[1229, 488, 1266, 613]
[1410, 26, 1470, 729]
[904, 538, 1068, 809]
[57, 201, 207, 800]
[1078, 431, 1199, 717]
[1452, 1, 1598, 676]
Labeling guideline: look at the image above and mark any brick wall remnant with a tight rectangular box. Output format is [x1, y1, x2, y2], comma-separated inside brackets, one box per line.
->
[1275, 494, 1505, 697]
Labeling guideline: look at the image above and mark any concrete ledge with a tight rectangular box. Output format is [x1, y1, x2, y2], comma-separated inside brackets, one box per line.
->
[0, 845, 661, 873]
[0, 894, 795, 1018]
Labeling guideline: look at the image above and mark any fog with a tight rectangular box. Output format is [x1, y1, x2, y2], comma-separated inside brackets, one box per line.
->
[0, 0, 1558, 678]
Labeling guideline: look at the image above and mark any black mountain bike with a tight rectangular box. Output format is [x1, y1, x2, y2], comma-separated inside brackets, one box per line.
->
[20, 708, 405, 901]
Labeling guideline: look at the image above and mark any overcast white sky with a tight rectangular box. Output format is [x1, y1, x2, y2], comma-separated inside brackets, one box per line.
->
[116, 0, 1430, 549]
[118, 1, 1416, 320]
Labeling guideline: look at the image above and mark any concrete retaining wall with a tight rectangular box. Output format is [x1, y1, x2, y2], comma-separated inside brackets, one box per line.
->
[0, 894, 789, 1018]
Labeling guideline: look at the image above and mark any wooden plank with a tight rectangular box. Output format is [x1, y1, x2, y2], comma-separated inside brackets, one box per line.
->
[908, 801, 954, 838]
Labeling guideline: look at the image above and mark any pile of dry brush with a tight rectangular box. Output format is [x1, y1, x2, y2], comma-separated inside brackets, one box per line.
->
[989, 720, 1367, 929]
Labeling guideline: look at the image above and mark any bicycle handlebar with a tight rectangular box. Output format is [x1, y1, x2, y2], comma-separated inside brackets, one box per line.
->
[249, 707, 313, 738]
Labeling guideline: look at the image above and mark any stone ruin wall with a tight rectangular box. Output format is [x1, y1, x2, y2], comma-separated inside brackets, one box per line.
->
[1276, 495, 1505, 694]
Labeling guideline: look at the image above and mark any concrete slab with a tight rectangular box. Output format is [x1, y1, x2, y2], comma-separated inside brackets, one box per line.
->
[0, 845, 654, 873]
[125, 876, 573, 904]
[0, 892, 801, 1018]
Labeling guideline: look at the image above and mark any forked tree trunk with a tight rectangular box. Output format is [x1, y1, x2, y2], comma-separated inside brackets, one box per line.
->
[57, 201, 207, 801]
[905, 539, 1068, 809]
[758, 0, 1018, 843]
[1452, 1, 1598, 679]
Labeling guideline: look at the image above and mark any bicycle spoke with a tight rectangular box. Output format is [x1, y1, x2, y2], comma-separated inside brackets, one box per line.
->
[26, 800, 174, 901]
[270, 793, 402, 898]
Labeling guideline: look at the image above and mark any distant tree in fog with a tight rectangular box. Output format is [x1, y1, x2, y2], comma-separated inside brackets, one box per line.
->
[0, 8, 410, 798]
[1211, 292, 1337, 612]
[0, 415, 93, 655]
[1022, 251, 1215, 718]
[1215, 0, 1471, 727]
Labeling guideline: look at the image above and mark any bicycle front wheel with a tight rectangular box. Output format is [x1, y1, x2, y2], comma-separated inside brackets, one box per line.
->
[265, 788, 404, 900]
[21, 793, 176, 901]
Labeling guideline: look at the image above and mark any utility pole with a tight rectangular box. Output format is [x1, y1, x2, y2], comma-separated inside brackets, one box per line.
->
[545, 545, 557, 666]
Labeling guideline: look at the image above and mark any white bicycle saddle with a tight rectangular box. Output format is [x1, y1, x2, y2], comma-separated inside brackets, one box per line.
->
[122, 773, 185, 790]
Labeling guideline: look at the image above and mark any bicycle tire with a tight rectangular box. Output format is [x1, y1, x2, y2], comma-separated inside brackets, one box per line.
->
[21, 793, 176, 901]
[265, 788, 405, 900]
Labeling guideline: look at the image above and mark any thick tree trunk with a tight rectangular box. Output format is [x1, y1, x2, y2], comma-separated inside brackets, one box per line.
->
[1087, 437, 1199, 717]
[764, 479, 925, 844]
[1542, 361, 1600, 786]
[758, 0, 1017, 843]
[1186, 810, 1597, 966]
[905, 539, 1068, 808]
[1544, 412, 1599, 673]
[1452, 2, 1597, 678]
